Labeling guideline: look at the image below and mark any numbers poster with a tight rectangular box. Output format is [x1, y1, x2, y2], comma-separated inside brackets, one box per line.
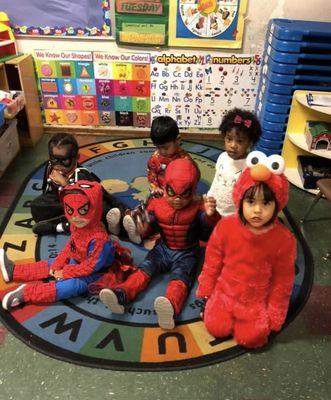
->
[150, 53, 261, 129]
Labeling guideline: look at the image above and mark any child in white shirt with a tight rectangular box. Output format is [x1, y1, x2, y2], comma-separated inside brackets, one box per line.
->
[208, 108, 262, 217]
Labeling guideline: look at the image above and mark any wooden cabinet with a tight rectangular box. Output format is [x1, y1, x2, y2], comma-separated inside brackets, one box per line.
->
[0, 54, 43, 146]
[282, 90, 331, 194]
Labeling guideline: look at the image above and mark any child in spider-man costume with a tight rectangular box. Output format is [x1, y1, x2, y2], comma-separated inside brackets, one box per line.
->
[196, 151, 296, 348]
[0, 180, 116, 310]
[99, 158, 219, 330]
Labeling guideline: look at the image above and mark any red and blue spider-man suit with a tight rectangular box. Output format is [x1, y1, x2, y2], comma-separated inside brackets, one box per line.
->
[110, 159, 219, 317]
[5, 180, 115, 305]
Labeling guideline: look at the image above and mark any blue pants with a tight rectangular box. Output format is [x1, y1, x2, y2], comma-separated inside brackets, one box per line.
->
[139, 241, 199, 288]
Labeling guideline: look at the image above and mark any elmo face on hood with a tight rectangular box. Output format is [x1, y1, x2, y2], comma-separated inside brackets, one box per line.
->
[60, 180, 103, 229]
[233, 151, 289, 212]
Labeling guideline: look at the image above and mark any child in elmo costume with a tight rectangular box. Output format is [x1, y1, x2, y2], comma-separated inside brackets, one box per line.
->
[196, 151, 296, 348]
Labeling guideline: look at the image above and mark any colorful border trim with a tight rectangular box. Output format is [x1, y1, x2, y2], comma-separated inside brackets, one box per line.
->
[12, 1, 112, 37]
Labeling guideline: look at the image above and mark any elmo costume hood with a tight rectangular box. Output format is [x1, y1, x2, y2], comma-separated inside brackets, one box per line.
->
[233, 151, 289, 211]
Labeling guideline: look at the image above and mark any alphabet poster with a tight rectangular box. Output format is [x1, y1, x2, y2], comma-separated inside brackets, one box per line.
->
[169, 0, 248, 49]
[150, 53, 261, 129]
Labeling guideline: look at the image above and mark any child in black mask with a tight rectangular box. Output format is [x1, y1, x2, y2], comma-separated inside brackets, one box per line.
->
[31, 133, 126, 235]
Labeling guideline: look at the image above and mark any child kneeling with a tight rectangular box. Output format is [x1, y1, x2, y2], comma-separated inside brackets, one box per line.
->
[196, 151, 296, 348]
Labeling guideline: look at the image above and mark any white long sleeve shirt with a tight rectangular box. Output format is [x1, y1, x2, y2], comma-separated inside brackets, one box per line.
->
[207, 152, 246, 216]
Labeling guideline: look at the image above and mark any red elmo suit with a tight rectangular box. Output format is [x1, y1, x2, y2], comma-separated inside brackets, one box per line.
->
[196, 152, 296, 348]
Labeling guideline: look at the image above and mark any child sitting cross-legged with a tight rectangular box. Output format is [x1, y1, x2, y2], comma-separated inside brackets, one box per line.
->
[196, 151, 297, 348]
[100, 158, 218, 330]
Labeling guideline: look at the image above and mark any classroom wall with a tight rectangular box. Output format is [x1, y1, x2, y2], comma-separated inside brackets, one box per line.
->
[15, 1, 331, 56]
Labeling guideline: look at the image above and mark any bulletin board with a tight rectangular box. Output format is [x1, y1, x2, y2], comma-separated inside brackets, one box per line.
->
[0, 0, 111, 37]
[34, 50, 261, 131]
[169, 0, 248, 49]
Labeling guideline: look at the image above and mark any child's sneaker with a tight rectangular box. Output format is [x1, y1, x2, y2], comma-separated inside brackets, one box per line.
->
[0, 249, 14, 282]
[154, 296, 175, 330]
[106, 208, 121, 235]
[2, 284, 26, 311]
[123, 215, 142, 244]
[99, 288, 126, 314]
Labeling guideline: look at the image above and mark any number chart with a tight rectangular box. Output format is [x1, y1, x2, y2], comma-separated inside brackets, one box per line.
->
[150, 53, 261, 129]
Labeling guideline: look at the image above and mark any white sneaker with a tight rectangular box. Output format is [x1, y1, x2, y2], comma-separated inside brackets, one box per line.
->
[106, 208, 121, 235]
[154, 296, 175, 330]
[99, 288, 125, 314]
[0, 248, 14, 282]
[2, 284, 26, 311]
[123, 215, 142, 244]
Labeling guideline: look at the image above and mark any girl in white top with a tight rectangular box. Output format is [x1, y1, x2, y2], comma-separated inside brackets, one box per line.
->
[208, 108, 262, 216]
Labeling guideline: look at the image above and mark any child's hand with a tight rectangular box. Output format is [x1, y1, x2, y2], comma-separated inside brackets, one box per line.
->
[203, 194, 217, 216]
[49, 168, 68, 186]
[49, 269, 63, 280]
[136, 217, 149, 236]
[151, 187, 164, 198]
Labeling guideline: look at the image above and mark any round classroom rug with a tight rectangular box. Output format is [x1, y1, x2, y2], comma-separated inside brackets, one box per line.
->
[0, 139, 313, 371]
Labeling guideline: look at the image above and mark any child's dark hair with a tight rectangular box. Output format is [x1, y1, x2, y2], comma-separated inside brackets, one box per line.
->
[48, 133, 79, 158]
[151, 116, 180, 145]
[219, 108, 261, 145]
[238, 182, 278, 225]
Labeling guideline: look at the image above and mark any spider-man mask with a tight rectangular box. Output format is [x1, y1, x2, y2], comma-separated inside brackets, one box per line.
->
[61, 180, 103, 229]
[164, 159, 200, 209]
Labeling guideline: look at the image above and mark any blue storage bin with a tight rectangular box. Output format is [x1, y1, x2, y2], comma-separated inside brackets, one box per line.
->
[263, 57, 331, 75]
[268, 19, 331, 42]
[0, 103, 6, 128]
[254, 144, 282, 156]
[261, 130, 285, 141]
[256, 99, 290, 114]
[258, 109, 288, 123]
[265, 43, 331, 64]
[264, 69, 331, 85]
[261, 119, 287, 132]
[258, 90, 292, 105]
[261, 75, 331, 95]
[267, 33, 331, 53]
[259, 137, 284, 150]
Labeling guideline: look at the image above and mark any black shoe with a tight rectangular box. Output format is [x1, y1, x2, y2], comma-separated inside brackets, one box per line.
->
[0, 249, 14, 282]
[32, 221, 57, 235]
[32, 221, 70, 235]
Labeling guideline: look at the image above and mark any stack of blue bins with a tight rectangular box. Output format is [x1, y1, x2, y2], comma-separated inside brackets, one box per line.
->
[255, 18, 331, 155]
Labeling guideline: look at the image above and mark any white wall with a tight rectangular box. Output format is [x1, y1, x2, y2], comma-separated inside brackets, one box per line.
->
[16, 1, 331, 56]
